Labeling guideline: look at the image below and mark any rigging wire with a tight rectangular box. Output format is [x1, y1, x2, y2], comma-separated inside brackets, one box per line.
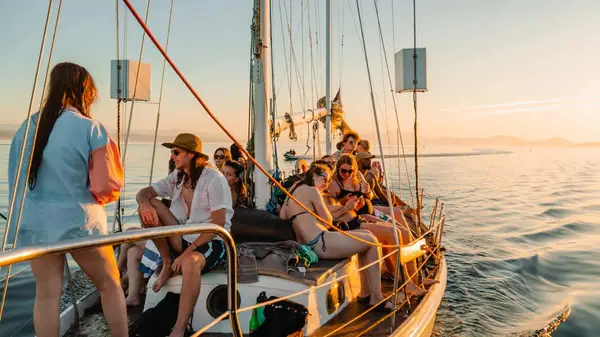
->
[121, 0, 436, 249]
[111, 0, 151, 234]
[270, 0, 280, 173]
[278, 0, 294, 134]
[148, 0, 175, 185]
[114, 0, 123, 232]
[354, 0, 409, 314]
[412, 0, 422, 231]
[374, 0, 415, 206]
[0, 0, 60, 320]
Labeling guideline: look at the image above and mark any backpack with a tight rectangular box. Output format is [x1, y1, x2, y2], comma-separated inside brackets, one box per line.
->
[250, 291, 308, 337]
[130, 292, 181, 337]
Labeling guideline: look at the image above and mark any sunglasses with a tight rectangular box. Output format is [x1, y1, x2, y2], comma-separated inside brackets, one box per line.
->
[171, 149, 181, 156]
[318, 174, 331, 183]
[340, 168, 354, 174]
[346, 140, 356, 145]
[214, 155, 226, 160]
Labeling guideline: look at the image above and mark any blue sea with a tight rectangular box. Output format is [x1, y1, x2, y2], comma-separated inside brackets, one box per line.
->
[0, 141, 598, 336]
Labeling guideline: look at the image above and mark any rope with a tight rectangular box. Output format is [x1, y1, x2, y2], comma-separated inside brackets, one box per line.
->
[114, 0, 123, 232]
[283, 0, 309, 112]
[306, 0, 318, 107]
[270, 0, 280, 174]
[0, 0, 58, 321]
[355, 0, 409, 313]
[121, 0, 151, 165]
[373, 0, 415, 206]
[111, 0, 151, 232]
[121, 0, 435, 249]
[284, 113, 297, 141]
[277, 0, 294, 126]
[412, 0, 422, 231]
[115, 0, 121, 151]
[149, 0, 174, 185]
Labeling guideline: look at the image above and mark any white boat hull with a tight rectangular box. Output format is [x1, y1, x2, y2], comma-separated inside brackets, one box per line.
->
[392, 255, 447, 337]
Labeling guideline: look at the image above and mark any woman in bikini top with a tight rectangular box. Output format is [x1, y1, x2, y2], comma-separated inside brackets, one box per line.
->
[329, 154, 374, 215]
[279, 164, 333, 251]
[279, 162, 396, 312]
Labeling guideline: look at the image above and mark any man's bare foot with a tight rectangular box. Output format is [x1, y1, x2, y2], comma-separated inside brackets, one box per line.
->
[125, 295, 141, 307]
[405, 282, 427, 298]
[152, 261, 173, 293]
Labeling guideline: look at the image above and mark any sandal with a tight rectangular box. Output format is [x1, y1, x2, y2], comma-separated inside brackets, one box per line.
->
[357, 295, 370, 303]
[372, 300, 395, 313]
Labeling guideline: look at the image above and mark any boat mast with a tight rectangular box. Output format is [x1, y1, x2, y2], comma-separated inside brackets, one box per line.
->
[325, 0, 332, 154]
[253, 0, 273, 209]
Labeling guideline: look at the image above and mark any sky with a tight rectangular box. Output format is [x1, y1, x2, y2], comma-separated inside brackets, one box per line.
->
[0, 0, 599, 143]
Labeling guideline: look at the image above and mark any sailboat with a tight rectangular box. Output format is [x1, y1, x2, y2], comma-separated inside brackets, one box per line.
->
[0, 1, 447, 336]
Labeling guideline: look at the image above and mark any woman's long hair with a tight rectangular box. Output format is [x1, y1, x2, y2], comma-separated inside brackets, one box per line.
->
[333, 154, 359, 188]
[224, 160, 247, 197]
[290, 163, 331, 194]
[176, 153, 207, 189]
[29, 62, 98, 190]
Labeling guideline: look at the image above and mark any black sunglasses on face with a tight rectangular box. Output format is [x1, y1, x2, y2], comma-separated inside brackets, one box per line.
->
[340, 168, 354, 174]
[171, 149, 181, 156]
[214, 155, 226, 160]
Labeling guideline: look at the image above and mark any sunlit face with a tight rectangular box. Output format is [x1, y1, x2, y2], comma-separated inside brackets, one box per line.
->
[322, 156, 336, 166]
[170, 147, 193, 170]
[313, 171, 331, 191]
[221, 165, 239, 187]
[343, 137, 357, 153]
[214, 150, 227, 169]
[338, 163, 354, 181]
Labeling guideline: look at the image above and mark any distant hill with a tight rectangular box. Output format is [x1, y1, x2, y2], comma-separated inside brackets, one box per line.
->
[1, 124, 599, 148]
[426, 135, 600, 148]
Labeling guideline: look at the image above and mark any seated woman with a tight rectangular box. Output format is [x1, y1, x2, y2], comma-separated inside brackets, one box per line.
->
[322, 194, 427, 297]
[221, 160, 249, 208]
[213, 147, 232, 170]
[354, 152, 422, 235]
[279, 163, 394, 311]
[328, 154, 375, 216]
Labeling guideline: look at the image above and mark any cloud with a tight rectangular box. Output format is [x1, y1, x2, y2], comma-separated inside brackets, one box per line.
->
[441, 96, 600, 119]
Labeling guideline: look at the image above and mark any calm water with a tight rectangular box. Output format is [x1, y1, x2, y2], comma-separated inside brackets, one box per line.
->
[0, 141, 598, 336]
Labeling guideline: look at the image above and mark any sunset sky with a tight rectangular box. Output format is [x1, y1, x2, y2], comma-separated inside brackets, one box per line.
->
[0, 0, 599, 142]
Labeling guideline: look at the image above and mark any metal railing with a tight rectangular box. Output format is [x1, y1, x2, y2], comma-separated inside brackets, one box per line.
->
[0, 224, 243, 337]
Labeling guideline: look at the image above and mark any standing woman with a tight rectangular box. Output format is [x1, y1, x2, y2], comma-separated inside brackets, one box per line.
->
[213, 147, 232, 170]
[8, 62, 128, 337]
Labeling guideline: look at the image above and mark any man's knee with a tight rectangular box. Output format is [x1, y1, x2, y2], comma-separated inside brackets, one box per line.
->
[181, 254, 205, 275]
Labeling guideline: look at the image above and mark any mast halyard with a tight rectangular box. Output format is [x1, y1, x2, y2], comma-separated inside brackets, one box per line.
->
[252, 0, 273, 210]
[325, 0, 332, 154]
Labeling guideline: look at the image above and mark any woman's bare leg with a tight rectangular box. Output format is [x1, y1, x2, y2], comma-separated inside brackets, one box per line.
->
[359, 220, 427, 297]
[125, 243, 145, 306]
[141, 198, 182, 292]
[72, 246, 128, 337]
[117, 242, 131, 271]
[30, 254, 65, 337]
[315, 230, 389, 306]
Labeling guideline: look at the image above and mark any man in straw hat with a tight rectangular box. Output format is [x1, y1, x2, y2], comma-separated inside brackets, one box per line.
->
[136, 133, 233, 337]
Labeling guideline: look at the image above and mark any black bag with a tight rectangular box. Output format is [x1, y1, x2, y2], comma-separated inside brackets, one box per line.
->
[250, 291, 308, 337]
[130, 292, 180, 337]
